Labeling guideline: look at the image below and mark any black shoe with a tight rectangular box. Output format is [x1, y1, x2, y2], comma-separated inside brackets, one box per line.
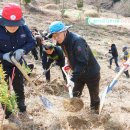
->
[8, 114, 22, 128]
[126, 75, 130, 78]
[91, 105, 99, 114]
[108, 65, 111, 69]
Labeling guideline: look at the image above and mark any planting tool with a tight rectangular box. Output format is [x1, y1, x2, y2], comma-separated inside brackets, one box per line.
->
[10, 56, 53, 110]
[62, 65, 73, 98]
[99, 58, 130, 114]
[62, 65, 84, 112]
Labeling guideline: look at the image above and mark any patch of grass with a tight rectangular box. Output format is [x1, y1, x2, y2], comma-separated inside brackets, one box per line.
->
[22, 62, 31, 74]
[92, 49, 103, 59]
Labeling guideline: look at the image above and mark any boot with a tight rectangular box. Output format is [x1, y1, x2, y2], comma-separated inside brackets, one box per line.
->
[91, 103, 100, 114]
[8, 113, 22, 128]
[108, 65, 111, 69]
[91, 107, 99, 114]
[126, 72, 130, 78]
[19, 111, 33, 122]
[124, 70, 130, 78]
[115, 66, 120, 72]
[19, 111, 34, 129]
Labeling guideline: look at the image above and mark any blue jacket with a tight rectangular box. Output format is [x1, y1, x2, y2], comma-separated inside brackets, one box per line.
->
[0, 25, 36, 67]
[59, 31, 100, 82]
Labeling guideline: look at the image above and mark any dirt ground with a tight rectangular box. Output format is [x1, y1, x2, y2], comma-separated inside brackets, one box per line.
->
[0, 0, 130, 130]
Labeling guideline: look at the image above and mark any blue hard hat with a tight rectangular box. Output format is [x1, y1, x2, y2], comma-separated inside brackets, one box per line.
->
[47, 21, 72, 38]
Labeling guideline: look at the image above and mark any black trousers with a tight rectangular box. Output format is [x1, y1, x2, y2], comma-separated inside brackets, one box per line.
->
[31, 44, 43, 60]
[45, 60, 66, 81]
[110, 56, 119, 67]
[124, 70, 130, 78]
[73, 73, 100, 110]
[2, 66, 26, 118]
[31, 47, 38, 60]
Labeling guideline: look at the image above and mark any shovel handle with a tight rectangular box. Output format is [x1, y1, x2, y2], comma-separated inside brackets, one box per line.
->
[62, 66, 73, 98]
[10, 56, 32, 82]
[10, 56, 54, 109]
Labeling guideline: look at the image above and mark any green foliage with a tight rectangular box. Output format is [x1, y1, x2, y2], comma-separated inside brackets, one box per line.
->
[0, 64, 17, 113]
[22, 62, 31, 74]
[92, 49, 103, 59]
[24, 0, 31, 4]
[76, 0, 83, 8]
[92, 49, 98, 57]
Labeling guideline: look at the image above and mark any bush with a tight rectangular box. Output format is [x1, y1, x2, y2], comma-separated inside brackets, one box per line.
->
[0, 64, 17, 113]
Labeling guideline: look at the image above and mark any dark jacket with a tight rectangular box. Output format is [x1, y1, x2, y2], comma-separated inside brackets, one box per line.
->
[42, 46, 65, 69]
[109, 44, 118, 57]
[59, 31, 100, 82]
[0, 25, 36, 68]
[123, 51, 129, 61]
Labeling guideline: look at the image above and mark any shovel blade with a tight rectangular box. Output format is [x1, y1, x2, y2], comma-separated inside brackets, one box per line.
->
[39, 96, 53, 109]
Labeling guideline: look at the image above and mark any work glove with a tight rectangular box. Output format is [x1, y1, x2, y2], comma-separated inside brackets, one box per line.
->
[67, 80, 74, 89]
[43, 62, 56, 75]
[43, 69, 48, 75]
[13, 49, 25, 61]
[123, 60, 130, 71]
[51, 61, 56, 67]
[63, 65, 71, 72]
[3, 52, 12, 63]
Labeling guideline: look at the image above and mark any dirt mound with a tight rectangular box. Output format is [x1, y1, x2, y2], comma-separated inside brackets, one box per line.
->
[63, 9, 83, 21]
[0, 123, 18, 130]
[43, 4, 59, 10]
[86, 0, 117, 10]
[67, 116, 91, 129]
[63, 97, 84, 112]
[44, 79, 65, 96]
[84, 9, 98, 17]
[24, 4, 61, 16]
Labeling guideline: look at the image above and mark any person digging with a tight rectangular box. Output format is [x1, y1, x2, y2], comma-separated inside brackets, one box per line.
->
[42, 41, 66, 82]
[122, 46, 130, 78]
[108, 44, 120, 72]
[0, 3, 36, 127]
[47, 21, 100, 114]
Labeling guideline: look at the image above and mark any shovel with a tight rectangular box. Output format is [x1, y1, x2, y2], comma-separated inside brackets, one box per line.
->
[62, 66, 73, 98]
[99, 58, 130, 114]
[62, 65, 84, 112]
[10, 56, 53, 110]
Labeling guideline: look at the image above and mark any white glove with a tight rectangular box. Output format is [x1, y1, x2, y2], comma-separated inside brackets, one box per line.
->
[3, 52, 12, 63]
[51, 62, 56, 67]
[123, 60, 130, 71]
[13, 49, 25, 61]
[67, 80, 74, 88]
[43, 69, 48, 75]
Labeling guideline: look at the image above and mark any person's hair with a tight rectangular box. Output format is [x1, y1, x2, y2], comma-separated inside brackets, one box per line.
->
[111, 44, 115, 46]
[44, 41, 55, 50]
